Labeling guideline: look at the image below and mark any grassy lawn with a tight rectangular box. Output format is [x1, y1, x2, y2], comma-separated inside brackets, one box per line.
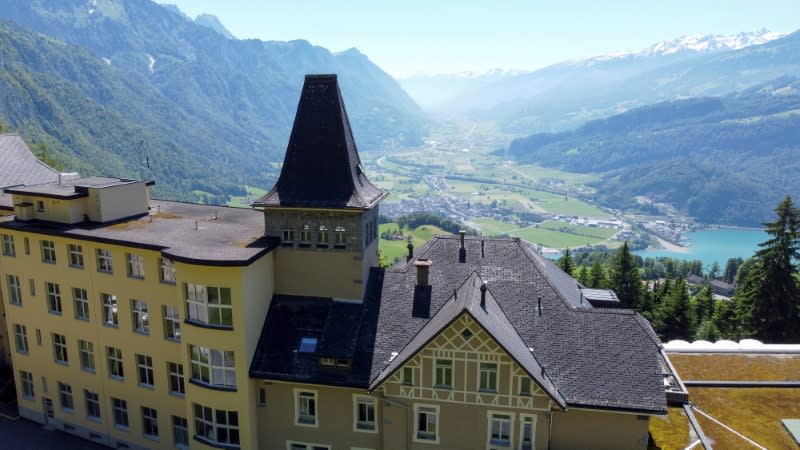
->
[379, 224, 449, 264]
[510, 226, 605, 249]
[528, 190, 608, 217]
[473, 217, 518, 235]
[538, 220, 618, 239]
[648, 407, 692, 450]
[668, 354, 800, 381]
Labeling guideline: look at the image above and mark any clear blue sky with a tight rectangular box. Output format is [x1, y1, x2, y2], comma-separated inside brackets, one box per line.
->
[162, 0, 799, 77]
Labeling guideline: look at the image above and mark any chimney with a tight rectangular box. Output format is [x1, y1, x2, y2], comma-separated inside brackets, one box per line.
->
[406, 239, 414, 262]
[459, 230, 466, 263]
[480, 282, 487, 309]
[414, 258, 433, 287]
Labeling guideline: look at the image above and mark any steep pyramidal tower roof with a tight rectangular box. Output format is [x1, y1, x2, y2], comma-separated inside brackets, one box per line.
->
[254, 74, 386, 209]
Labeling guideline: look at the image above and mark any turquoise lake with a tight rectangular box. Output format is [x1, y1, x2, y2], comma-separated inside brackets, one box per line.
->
[634, 228, 768, 269]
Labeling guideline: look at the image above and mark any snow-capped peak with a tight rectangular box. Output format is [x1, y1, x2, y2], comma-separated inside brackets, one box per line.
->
[577, 29, 786, 63]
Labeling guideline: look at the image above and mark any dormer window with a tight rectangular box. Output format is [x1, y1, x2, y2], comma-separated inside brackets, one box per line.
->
[36, 200, 45, 212]
[317, 226, 329, 248]
[334, 226, 346, 249]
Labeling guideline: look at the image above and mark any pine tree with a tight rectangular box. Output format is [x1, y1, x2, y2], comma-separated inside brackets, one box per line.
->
[738, 196, 800, 342]
[577, 266, 590, 286]
[658, 277, 695, 341]
[589, 259, 606, 288]
[609, 241, 641, 309]
[708, 261, 720, 280]
[560, 248, 575, 276]
[723, 257, 744, 284]
[693, 285, 715, 323]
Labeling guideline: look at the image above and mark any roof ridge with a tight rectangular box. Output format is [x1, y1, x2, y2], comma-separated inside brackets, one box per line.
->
[517, 240, 580, 312]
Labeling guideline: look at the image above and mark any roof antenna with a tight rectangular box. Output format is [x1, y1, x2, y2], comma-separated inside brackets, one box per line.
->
[537, 296, 542, 317]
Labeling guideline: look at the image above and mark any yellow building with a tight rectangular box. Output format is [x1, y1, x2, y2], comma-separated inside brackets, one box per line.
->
[0, 75, 668, 450]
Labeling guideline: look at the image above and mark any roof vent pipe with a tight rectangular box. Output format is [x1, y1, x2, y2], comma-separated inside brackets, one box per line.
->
[481, 239, 485, 258]
[413, 259, 433, 287]
[459, 230, 466, 263]
[537, 296, 542, 317]
[480, 282, 487, 309]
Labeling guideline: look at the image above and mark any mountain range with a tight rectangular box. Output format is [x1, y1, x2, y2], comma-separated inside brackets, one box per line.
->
[0, 0, 426, 201]
[502, 77, 800, 226]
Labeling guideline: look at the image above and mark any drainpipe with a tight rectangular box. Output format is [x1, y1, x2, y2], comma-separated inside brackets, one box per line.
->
[380, 394, 411, 450]
[548, 410, 554, 450]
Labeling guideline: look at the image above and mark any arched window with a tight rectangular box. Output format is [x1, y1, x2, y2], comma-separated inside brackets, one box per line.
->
[334, 226, 346, 248]
[317, 225, 329, 248]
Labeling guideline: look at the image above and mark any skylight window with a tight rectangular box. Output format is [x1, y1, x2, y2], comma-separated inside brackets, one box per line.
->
[299, 337, 318, 353]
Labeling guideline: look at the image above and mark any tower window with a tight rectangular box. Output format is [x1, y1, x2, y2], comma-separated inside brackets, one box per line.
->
[282, 228, 295, 247]
[334, 226, 346, 248]
[299, 225, 312, 248]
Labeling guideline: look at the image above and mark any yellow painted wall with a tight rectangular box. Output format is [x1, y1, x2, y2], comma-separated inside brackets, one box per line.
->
[551, 409, 650, 450]
[13, 195, 87, 224]
[274, 248, 366, 299]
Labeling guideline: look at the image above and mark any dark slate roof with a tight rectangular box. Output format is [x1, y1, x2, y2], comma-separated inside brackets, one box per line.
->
[0, 200, 277, 265]
[0, 134, 59, 188]
[370, 236, 667, 414]
[253, 75, 386, 210]
[370, 272, 566, 408]
[4, 177, 149, 199]
[249, 269, 383, 387]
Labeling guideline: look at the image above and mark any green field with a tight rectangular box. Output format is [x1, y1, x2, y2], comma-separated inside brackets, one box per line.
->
[379, 223, 449, 265]
[510, 226, 606, 249]
[228, 185, 268, 207]
[473, 217, 518, 235]
[538, 220, 618, 239]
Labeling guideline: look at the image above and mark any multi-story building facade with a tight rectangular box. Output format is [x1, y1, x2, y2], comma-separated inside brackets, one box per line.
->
[0, 75, 667, 450]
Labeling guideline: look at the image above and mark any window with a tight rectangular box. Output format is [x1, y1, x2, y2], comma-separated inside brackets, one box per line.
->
[288, 443, 331, 450]
[414, 404, 439, 443]
[41, 240, 56, 263]
[402, 367, 414, 385]
[317, 225, 329, 247]
[24, 237, 30, 254]
[163, 306, 181, 341]
[354, 396, 377, 432]
[127, 253, 144, 278]
[13, 323, 28, 354]
[298, 337, 317, 353]
[142, 406, 159, 439]
[320, 357, 334, 366]
[20, 371, 34, 400]
[488, 412, 513, 449]
[6, 274, 21, 305]
[108, 347, 124, 379]
[137, 354, 155, 387]
[36, 200, 45, 212]
[519, 378, 531, 396]
[1, 234, 15, 256]
[29, 278, 35, 296]
[101, 293, 118, 326]
[160, 258, 176, 284]
[172, 416, 188, 448]
[132, 299, 149, 334]
[299, 224, 311, 244]
[73, 288, 89, 320]
[193, 404, 239, 447]
[185, 284, 233, 327]
[68, 244, 84, 268]
[86, 390, 101, 420]
[435, 359, 452, 388]
[35, 328, 41, 346]
[520, 415, 536, 450]
[53, 333, 68, 364]
[79, 340, 95, 372]
[46, 282, 62, 314]
[479, 363, 498, 392]
[97, 249, 113, 273]
[258, 388, 267, 406]
[295, 390, 317, 426]
[334, 226, 346, 246]
[59, 382, 74, 411]
[189, 345, 236, 388]
[112, 397, 129, 428]
[283, 228, 295, 245]
[168, 362, 185, 396]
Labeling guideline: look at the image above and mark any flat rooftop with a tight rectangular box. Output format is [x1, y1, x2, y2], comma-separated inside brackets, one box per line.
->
[0, 200, 277, 265]
[4, 176, 150, 199]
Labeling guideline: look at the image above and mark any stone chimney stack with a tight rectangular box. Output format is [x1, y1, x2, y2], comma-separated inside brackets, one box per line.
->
[459, 230, 466, 263]
[414, 259, 433, 287]
[480, 282, 488, 309]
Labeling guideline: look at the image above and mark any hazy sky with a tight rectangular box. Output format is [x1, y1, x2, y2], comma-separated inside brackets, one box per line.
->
[162, 1, 799, 77]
